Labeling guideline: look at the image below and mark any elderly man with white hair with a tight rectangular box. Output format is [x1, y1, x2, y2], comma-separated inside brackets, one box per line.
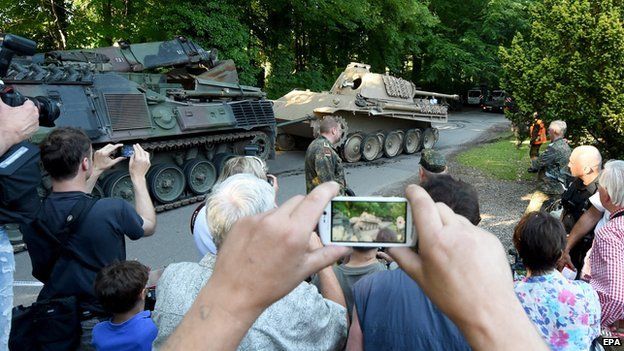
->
[525, 120, 572, 213]
[588, 160, 624, 331]
[152, 173, 348, 350]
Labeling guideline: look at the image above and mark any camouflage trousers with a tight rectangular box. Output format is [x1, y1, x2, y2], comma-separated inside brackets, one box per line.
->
[524, 179, 565, 215]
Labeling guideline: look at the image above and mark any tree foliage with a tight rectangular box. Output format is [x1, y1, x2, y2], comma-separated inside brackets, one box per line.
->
[1, 0, 533, 98]
[500, 0, 624, 157]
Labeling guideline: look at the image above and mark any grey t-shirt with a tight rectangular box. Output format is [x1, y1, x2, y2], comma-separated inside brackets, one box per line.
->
[313, 262, 387, 315]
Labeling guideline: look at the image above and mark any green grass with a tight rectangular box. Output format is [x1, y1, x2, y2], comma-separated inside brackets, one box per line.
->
[456, 134, 535, 182]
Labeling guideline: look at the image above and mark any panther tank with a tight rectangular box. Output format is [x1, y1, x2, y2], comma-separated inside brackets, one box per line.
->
[273, 62, 458, 162]
[3, 36, 275, 211]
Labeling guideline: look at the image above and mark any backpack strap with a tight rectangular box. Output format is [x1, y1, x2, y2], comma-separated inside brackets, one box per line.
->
[57, 196, 101, 272]
[37, 195, 101, 274]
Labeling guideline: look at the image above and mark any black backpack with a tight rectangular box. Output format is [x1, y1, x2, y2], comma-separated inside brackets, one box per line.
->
[21, 195, 99, 283]
[11, 195, 99, 351]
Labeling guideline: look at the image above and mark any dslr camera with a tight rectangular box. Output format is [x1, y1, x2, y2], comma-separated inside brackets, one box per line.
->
[0, 34, 60, 127]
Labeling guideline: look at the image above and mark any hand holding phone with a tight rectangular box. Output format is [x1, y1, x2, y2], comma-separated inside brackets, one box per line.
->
[318, 196, 415, 247]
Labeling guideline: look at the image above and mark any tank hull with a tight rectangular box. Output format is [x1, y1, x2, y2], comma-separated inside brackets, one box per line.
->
[4, 37, 276, 211]
[273, 63, 457, 161]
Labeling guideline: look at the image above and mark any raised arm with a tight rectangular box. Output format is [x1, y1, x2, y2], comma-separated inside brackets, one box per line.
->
[388, 185, 548, 351]
[129, 144, 156, 236]
[162, 182, 350, 351]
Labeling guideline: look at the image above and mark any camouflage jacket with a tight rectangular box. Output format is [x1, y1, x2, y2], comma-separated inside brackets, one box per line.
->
[305, 136, 346, 194]
[538, 138, 572, 194]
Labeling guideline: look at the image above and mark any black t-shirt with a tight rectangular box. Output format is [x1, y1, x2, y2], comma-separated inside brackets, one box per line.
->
[560, 178, 598, 231]
[37, 191, 144, 313]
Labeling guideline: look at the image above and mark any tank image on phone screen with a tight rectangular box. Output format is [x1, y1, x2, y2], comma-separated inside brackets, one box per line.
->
[331, 200, 407, 243]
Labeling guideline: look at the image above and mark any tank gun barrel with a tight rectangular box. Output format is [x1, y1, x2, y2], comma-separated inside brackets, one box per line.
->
[414, 90, 459, 100]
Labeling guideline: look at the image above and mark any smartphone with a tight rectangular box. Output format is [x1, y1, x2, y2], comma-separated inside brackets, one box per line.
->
[318, 196, 414, 247]
[120, 145, 134, 158]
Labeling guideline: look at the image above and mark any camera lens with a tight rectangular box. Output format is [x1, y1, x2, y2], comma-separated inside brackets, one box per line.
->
[31, 96, 61, 127]
[0, 88, 61, 127]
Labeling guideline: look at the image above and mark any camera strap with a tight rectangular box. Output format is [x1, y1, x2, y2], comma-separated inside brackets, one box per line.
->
[0, 141, 39, 176]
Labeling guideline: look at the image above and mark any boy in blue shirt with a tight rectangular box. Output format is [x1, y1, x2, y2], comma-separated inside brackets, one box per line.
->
[92, 260, 157, 351]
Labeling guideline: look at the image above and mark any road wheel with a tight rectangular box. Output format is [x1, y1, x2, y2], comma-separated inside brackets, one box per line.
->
[361, 133, 382, 162]
[147, 163, 186, 203]
[422, 128, 436, 149]
[103, 171, 134, 204]
[92, 182, 104, 198]
[341, 133, 363, 163]
[375, 131, 385, 159]
[383, 130, 403, 158]
[403, 129, 422, 154]
[183, 159, 217, 195]
[276, 133, 296, 151]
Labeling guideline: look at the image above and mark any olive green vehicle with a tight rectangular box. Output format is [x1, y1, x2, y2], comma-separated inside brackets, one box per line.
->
[273, 62, 458, 162]
[4, 36, 275, 212]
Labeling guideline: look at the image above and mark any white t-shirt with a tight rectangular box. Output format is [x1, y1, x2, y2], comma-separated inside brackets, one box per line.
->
[589, 192, 611, 232]
[192, 206, 217, 258]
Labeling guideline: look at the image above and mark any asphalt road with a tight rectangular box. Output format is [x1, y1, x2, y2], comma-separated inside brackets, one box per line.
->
[13, 108, 508, 306]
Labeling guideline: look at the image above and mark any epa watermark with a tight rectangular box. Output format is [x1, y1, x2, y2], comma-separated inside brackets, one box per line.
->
[601, 337, 622, 347]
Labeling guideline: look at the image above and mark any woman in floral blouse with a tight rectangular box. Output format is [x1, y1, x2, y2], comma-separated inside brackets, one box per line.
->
[513, 211, 601, 350]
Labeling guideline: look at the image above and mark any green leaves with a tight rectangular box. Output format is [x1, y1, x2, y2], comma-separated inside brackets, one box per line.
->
[2, 0, 537, 107]
[501, 0, 624, 157]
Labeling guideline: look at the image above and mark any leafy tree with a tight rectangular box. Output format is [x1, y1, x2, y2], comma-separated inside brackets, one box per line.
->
[500, 0, 624, 156]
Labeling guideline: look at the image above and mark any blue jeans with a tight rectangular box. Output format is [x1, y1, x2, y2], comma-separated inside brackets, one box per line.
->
[0, 228, 14, 351]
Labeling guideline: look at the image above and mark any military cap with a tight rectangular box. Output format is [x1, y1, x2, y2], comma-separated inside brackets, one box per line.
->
[420, 149, 447, 173]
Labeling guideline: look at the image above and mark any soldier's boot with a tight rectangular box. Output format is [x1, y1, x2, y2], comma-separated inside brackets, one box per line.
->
[527, 159, 539, 173]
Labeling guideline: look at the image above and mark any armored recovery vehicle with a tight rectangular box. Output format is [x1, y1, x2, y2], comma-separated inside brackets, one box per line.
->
[273, 62, 458, 163]
[3, 36, 276, 212]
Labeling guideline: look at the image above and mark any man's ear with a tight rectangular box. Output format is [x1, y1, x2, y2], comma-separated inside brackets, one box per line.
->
[81, 157, 90, 171]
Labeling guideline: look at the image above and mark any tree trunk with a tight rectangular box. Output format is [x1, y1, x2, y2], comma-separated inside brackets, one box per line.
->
[47, 0, 68, 49]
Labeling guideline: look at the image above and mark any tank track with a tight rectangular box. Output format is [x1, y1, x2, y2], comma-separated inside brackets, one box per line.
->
[102, 130, 270, 212]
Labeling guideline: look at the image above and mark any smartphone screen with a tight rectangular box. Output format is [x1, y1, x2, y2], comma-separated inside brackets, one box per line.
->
[330, 199, 408, 243]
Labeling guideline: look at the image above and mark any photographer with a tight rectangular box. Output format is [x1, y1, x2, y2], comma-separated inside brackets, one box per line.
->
[0, 98, 39, 349]
[22, 127, 156, 350]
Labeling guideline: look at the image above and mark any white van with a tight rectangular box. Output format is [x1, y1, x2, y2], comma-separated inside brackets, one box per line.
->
[466, 89, 482, 105]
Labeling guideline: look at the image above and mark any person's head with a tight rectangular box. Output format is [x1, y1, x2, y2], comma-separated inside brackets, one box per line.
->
[94, 260, 149, 314]
[375, 227, 397, 242]
[217, 156, 268, 183]
[533, 111, 538, 120]
[318, 115, 343, 145]
[40, 127, 93, 182]
[420, 174, 481, 225]
[568, 145, 602, 180]
[419, 149, 447, 182]
[207, 173, 275, 249]
[598, 160, 624, 211]
[513, 211, 566, 275]
[548, 120, 566, 139]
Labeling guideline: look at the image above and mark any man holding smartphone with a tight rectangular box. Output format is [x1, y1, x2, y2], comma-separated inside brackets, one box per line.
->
[305, 116, 347, 195]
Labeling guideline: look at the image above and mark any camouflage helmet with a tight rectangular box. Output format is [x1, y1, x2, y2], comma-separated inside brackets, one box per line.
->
[419, 149, 447, 173]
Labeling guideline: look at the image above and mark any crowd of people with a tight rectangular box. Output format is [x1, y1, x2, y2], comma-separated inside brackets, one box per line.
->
[0, 102, 623, 351]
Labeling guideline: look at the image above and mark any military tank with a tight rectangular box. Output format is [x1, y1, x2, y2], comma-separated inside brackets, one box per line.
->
[273, 62, 458, 162]
[3, 36, 276, 212]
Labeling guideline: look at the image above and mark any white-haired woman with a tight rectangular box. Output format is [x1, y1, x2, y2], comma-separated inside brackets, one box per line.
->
[190, 156, 278, 257]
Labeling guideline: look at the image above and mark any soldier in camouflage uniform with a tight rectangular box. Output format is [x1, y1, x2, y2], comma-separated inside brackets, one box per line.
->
[305, 116, 346, 194]
[525, 120, 572, 213]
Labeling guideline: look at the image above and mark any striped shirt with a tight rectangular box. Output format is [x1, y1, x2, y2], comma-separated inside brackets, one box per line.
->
[590, 208, 624, 327]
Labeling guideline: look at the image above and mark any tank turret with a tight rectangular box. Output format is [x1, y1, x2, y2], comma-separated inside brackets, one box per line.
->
[3, 36, 275, 211]
[273, 62, 458, 162]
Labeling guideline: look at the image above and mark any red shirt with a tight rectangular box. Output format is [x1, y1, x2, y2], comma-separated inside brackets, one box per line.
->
[590, 208, 624, 327]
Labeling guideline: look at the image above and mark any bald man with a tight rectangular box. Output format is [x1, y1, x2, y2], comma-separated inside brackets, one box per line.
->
[559, 145, 602, 275]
